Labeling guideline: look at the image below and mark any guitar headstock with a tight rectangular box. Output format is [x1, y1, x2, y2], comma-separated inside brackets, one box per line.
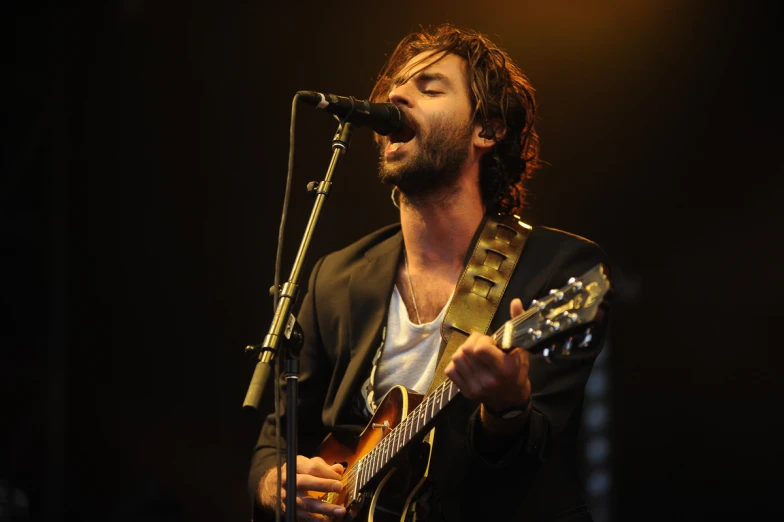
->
[500, 263, 612, 361]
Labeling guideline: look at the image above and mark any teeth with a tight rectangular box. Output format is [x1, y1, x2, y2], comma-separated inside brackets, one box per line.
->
[389, 142, 403, 151]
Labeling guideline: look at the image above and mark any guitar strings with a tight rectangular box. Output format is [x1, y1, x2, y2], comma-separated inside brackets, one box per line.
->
[491, 305, 541, 346]
[339, 380, 452, 495]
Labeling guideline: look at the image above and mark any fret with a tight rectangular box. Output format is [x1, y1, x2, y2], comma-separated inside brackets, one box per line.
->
[387, 428, 394, 458]
[401, 416, 410, 446]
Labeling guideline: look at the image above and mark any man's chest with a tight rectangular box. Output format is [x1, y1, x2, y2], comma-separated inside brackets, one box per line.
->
[394, 265, 456, 324]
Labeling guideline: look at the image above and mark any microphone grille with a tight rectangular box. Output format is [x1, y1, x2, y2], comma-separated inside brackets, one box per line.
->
[382, 103, 404, 136]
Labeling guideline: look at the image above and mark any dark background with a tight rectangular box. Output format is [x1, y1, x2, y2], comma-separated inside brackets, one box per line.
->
[3, 0, 783, 520]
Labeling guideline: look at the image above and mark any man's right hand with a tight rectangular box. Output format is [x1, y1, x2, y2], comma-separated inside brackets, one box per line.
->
[259, 455, 346, 521]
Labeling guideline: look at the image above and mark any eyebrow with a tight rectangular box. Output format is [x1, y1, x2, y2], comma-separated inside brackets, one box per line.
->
[416, 72, 453, 88]
[391, 69, 454, 90]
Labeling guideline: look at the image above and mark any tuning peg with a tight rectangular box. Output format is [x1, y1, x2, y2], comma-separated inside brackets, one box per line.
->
[578, 328, 593, 348]
[527, 328, 542, 341]
[560, 311, 579, 324]
[567, 277, 584, 291]
[542, 344, 555, 363]
[544, 319, 561, 333]
[561, 337, 573, 356]
[549, 289, 565, 301]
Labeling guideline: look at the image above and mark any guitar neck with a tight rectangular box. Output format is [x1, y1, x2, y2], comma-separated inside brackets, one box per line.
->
[355, 377, 461, 491]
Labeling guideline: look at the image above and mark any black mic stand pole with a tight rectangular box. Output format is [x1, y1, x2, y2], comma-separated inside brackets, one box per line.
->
[244, 120, 353, 522]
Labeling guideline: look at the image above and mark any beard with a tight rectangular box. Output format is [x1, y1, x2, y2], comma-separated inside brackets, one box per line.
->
[377, 113, 473, 199]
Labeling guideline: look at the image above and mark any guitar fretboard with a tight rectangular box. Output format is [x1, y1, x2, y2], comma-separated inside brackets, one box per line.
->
[351, 378, 460, 492]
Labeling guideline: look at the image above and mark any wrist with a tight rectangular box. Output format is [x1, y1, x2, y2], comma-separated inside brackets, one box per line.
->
[483, 396, 532, 420]
[258, 467, 277, 508]
[479, 397, 531, 440]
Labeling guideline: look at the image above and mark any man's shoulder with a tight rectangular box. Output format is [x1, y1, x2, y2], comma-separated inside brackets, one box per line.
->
[523, 223, 610, 283]
[529, 224, 602, 251]
[520, 221, 609, 271]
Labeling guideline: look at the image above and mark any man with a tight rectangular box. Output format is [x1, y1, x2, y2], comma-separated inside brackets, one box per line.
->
[249, 24, 610, 522]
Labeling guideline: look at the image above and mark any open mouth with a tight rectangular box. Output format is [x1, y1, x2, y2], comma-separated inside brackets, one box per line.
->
[386, 122, 417, 153]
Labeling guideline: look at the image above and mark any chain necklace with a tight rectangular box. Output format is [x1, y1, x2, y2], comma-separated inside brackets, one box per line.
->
[404, 249, 422, 324]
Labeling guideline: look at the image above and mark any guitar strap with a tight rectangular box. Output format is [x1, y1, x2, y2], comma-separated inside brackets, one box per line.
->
[424, 213, 531, 396]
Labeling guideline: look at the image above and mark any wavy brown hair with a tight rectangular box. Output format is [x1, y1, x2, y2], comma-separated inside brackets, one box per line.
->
[369, 24, 541, 214]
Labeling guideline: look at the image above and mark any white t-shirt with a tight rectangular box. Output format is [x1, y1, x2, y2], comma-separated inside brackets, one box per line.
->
[362, 285, 450, 414]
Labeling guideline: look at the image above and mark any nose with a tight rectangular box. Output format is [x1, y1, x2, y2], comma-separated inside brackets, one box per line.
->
[388, 85, 414, 109]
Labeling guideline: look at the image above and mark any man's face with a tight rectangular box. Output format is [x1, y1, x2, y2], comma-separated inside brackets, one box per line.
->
[377, 52, 475, 197]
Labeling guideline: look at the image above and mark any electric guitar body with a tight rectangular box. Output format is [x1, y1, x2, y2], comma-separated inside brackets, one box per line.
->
[312, 385, 435, 522]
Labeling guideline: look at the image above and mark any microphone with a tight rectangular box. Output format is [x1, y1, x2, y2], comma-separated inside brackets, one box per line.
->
[297, 91, 406, 136]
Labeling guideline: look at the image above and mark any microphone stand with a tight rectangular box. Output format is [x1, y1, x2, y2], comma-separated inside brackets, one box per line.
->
[244, 120, 354, 522]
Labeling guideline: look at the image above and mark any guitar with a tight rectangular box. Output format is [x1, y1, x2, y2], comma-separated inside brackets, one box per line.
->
[310, 263, 612, 521]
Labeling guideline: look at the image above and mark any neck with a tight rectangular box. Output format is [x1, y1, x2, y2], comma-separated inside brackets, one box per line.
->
[398, 172, 485, 270]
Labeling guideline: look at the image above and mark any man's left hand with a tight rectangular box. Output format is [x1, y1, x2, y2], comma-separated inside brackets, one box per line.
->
[444, 297, 531, 418]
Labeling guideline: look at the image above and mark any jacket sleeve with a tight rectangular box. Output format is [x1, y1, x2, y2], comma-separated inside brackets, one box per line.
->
[247, 256, 334, 519]
[468, 238, 612, 466]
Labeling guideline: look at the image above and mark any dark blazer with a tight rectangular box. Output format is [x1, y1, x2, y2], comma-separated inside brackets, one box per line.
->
[249, 219, 610, 522]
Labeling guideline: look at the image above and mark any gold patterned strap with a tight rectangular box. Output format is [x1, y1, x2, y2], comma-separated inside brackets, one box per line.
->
[426, 214, 531, 395]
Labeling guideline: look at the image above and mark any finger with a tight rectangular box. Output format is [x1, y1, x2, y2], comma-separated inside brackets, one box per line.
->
[293, 500, 323, 522]
[455, 344, 529, 393]
[510, 297, 524, 318]
[473, 343, 530, 376]
[454, 337, 509, 379]
[300, 494, 347, 519]
[296, 473, 343, 494]
[459, 331, 485, 351]
[297, 456, 343, 480]
[462, 337, 506, 367]
[450, 337, 500, 379]
[446, 350, 483, 396]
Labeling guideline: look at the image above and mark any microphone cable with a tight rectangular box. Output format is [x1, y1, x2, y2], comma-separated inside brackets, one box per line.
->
[269, 91, 300, 522]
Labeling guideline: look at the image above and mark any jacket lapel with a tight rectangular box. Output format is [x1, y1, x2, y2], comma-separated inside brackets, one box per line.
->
[332, 231, 402, 426]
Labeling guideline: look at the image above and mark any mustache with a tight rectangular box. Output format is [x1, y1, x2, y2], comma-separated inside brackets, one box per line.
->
[400, 108, 419, 132]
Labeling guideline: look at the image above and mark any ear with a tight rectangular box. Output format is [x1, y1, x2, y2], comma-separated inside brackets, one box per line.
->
[473, 118, 507, 150]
